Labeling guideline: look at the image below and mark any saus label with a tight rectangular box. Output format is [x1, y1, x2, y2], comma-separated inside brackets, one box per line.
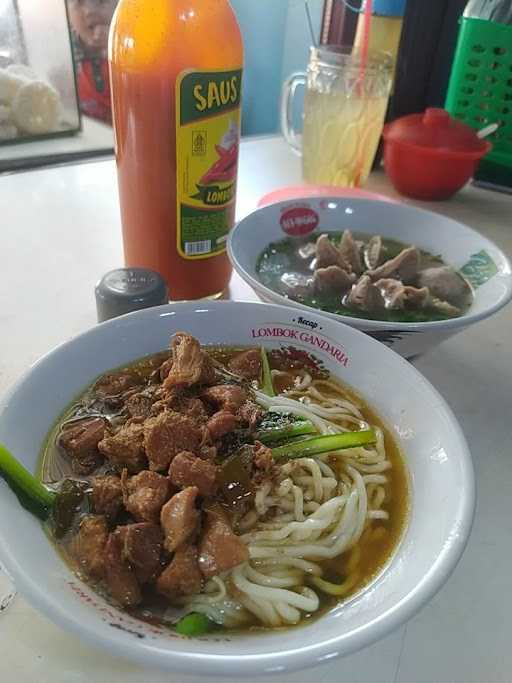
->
[175, 68, 242, 260]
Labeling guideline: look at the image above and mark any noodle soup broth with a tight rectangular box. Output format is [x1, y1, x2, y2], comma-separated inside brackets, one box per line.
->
[40, 339, 409, 635]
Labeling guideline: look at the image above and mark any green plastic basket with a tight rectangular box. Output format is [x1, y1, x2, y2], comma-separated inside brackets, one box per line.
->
[445, 16, 512, 178]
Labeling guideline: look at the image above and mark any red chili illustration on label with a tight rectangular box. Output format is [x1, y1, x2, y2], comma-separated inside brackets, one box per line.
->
[280, 207, 319, 236]
[199, 142, 239, 186]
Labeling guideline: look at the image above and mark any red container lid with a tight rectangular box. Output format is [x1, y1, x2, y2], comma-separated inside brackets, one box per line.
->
[383, 108, 490, 159]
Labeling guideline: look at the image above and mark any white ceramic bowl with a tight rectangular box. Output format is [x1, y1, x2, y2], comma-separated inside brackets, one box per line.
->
[228, 197, 512, 358]
[0, 301, 475, 676]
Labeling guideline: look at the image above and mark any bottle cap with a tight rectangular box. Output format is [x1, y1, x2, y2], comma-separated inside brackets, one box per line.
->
[372, 0, 407, 17]
[95, 268, 168, 323]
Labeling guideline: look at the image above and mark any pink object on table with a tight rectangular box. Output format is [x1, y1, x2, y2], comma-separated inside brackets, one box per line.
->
[258, 184, 396, 207]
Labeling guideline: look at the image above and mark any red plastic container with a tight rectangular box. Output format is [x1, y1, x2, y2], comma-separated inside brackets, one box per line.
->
[383, 108, 491, 200]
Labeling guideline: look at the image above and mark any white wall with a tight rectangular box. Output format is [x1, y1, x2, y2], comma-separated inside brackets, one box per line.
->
[230, 0, 323, 136]
[282, 0, 323, 82]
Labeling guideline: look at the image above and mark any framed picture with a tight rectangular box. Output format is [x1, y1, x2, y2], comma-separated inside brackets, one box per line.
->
[66, 0, 118, 125]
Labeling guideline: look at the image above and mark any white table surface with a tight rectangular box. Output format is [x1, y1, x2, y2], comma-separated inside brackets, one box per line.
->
[0, 136, 511, 683]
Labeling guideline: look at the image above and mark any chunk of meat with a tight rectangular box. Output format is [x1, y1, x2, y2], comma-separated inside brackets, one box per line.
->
[253, 441, 274, 472]
[104, 529, 141, 607]
[403, 285, 430, 309]
[375, 278, 429, 310]
[98, 422, 147, 473]
[125, 391, 155, 419]
[338, 230, 363, 275]
[159, 357, 174, 381]
[238, 400, 264, 430]
[228, 348, 262, 381]
[363, 235, 382, 269]
[252, 441, 277, 485]
[417, 266, 471, 306]
[119, 523, 163, 584]
[207, 410, 238, 440]
[375, 277, 405, 308]
[122, 470, 171, 523]
[201, 384, 247, 414]
[156, 544, 203, 600]
[59, 418, 105, 475]
[73, 515, 108, 579]
[149, 399, 168, 416]
[144, 410, 205, 472]
[199, 444, 218, 461]
[368, 246, 420, 284]
[165, 395, 209, 424]
[315, 234, 350, 271]
[185, 397, 210, 422]
[169, 451, 218, 496]
[163, 332, 215, 390]
[73, 452, 104, 476]
[198, 509, 249, 578]
[429, 297, 461, 317]
[94, 372, 140, 398]
[314, 265, 355, 294]
[91, 475, 123, 521]
[59, 418, 105, 455]
[346, 275, 385, 314]
[160, 486, 200, 553]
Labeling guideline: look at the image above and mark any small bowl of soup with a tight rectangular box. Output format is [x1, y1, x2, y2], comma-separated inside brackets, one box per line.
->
[228, 197, 512, 358]
[0, 301, 474, 675]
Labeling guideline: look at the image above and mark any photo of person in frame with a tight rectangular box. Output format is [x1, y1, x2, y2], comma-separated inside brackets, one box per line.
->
[67, 0, 118, 124]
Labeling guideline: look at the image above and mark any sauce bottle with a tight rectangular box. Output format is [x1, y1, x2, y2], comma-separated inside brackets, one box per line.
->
[109, 0, 243, 301]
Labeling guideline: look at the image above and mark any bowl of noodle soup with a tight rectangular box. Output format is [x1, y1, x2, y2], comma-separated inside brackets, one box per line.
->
[0, 301, 475, 676]
[228, 196, 512, 359]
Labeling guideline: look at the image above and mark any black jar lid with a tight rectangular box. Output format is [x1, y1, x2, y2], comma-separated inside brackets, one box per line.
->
[95, 268, 168, 322]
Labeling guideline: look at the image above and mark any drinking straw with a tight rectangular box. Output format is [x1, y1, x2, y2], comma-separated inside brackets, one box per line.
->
[304, 1, 318, 47]
[359, 0, 373, 70]
[353, 0, 373, 187]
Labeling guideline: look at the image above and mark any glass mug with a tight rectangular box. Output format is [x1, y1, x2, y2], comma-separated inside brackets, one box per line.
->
[281, 46, 393, 187]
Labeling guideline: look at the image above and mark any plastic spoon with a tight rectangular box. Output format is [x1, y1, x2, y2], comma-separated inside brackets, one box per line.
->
[477, 123, 499, 139]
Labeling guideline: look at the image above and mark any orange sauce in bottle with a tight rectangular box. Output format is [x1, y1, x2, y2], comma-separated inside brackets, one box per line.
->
[109, 0, 243, 300]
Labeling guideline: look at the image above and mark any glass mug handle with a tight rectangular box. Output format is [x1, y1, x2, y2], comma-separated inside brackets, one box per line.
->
[280, 72, 306, 156]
